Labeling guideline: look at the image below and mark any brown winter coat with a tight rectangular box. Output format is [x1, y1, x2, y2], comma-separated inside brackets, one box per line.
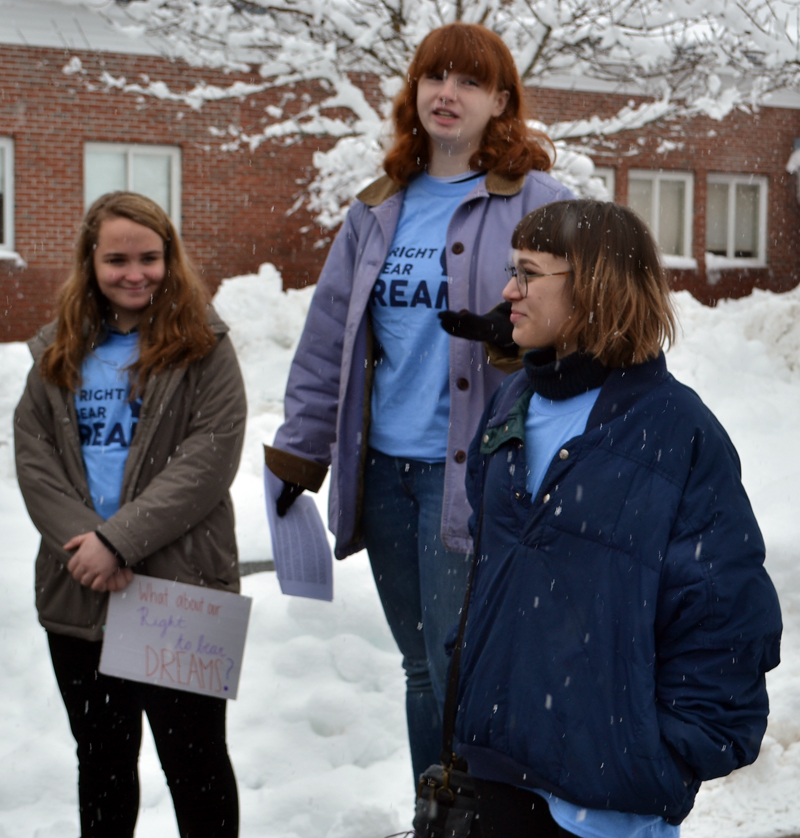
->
[14, 308, 247, 641]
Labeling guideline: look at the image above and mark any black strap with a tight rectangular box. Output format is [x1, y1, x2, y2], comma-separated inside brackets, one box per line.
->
[439, 506, 484, 768]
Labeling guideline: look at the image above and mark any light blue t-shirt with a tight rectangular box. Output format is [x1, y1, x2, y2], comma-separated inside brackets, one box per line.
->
[76, 331, 142, 519]
[542, 793, 679, 838]
[523, 388, 679, 838]
[524, 388, 600, 495]
[368, 171, 484, 461]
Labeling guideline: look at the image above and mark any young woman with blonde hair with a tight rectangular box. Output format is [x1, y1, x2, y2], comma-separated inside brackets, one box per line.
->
[456, 199, 782, 837]
[264, 22, 574, 784]
[15, 191, 246, 837]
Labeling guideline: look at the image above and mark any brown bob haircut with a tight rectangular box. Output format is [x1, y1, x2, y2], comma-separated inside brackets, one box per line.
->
[511, 200, 677, 368]
[383, 23, 554, 185]
[41, 191, 216, 394]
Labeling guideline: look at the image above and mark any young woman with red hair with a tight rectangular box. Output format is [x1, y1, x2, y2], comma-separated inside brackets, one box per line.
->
[15, 191, 246, 837]
[265, 22, 573, 785]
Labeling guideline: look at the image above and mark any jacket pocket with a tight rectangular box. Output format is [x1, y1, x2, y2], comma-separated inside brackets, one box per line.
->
[142, 501, 240, 592]
[35, 548, 107, 638]
[504, 682, 568, 782]
[623, 655, 661, 759]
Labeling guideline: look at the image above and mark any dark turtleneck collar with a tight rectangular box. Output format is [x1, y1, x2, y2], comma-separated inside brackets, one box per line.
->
[522, 348, 610, 401]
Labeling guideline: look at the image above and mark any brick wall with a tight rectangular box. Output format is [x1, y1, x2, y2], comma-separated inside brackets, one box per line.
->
[529, 85, 800, 303]
[0, 44, 344, 341]
[1, 43, 799, 342]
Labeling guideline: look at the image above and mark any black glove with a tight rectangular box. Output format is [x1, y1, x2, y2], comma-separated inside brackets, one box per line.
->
[438, 302, 517, 356]
[276, 481, 305, 517]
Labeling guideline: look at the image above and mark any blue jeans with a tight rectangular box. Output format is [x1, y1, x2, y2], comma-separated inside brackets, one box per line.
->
[361, 448, 472, 786]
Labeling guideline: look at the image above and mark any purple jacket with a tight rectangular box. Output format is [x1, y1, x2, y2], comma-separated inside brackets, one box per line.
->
[266, 170, 573, 559]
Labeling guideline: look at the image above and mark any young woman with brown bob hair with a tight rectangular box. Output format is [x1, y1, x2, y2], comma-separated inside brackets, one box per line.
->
[456, 200, 781, 837]
[15, 191, 246, 837]
[265, 22, 574, 786]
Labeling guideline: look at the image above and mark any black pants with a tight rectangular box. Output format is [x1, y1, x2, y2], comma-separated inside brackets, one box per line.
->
[473, 777, 579, 838]
[48, 632, 239, 838]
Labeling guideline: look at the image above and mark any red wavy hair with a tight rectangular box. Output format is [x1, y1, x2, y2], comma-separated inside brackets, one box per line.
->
[384, 23, 554, 185]
[41, 191, 216, 395]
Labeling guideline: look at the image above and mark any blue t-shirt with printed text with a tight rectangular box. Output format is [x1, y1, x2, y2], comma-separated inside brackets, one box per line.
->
[368, 171, 483, 461]
[76, 331, 142, 520]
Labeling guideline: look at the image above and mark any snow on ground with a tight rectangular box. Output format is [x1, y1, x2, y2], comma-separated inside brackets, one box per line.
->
[1, 267, 799, 837]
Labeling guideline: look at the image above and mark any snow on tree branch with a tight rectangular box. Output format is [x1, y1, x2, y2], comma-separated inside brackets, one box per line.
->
[99, 0, 800, 225]
[113, 0, 800, 100]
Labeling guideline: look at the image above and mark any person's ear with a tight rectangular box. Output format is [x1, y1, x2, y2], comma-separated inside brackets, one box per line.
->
[492, 89, 510, 117]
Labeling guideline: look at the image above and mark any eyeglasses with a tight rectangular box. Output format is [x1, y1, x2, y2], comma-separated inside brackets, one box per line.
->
[506, 263, 573, 297]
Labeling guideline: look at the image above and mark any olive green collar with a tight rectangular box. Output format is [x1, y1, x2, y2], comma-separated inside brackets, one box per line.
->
[356, 170, 527, 207]
[480, 387, 533, 455]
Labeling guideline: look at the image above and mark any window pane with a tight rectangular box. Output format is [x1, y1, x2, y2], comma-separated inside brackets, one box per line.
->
[734, 184, 759, 258]
[628, 179, 653, 228]
[85, 151, 126, 208]
[132, 153, 171, 214]
[706, 183, 729, 256]
[658, 180, 685, 256]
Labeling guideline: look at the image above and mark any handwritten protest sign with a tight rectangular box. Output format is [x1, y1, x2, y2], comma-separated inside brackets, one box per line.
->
[99, 575, 252, 700]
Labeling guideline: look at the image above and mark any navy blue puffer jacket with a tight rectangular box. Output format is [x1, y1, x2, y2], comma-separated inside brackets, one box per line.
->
[456, 352, 781, 823]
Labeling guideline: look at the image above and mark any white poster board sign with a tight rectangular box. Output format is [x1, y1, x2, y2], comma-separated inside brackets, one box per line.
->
[264, 463, 333, 601]
[99, 575, 252, 700]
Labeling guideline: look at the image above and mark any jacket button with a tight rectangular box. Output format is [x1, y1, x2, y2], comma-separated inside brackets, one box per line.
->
[559, 448, 569, 460]
[454, 450, 467, 463]
[482, 434, 490, 443]
[452, 242, 465, 255]
[514, 491, 523, 500]
[542, 493, 551, 503]
[456, 377, 469, 391]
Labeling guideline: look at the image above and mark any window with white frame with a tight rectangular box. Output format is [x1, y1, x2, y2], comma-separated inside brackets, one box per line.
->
[705, 174, 767, 264]
[0, 137, 14, 253]
[84, 143, 181, 226]
[593, 167, 615, 201]
[627, 170, 694, 263]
